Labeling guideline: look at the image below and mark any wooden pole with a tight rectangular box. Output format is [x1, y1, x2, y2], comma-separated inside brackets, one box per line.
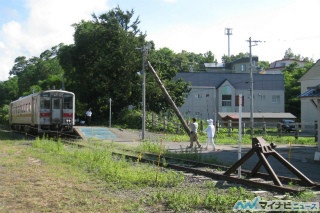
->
[147, 61, 191, 136]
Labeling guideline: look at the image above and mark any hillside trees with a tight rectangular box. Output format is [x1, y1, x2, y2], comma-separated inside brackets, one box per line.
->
[58, 7, 191, 122]
[9, 45, 65, 96]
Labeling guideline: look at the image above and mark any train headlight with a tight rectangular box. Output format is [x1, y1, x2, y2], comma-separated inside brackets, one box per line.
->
[65, 119, 72, 124]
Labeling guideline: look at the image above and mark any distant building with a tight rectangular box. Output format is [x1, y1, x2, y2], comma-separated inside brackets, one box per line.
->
[263, 59, 307, 74]
[204, 57, 259, 73]
[174, 72, 285, 123]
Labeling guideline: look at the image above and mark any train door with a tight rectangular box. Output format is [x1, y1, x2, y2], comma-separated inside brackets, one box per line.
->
[32, 96, 36, 125]
[51, 97, 62, 125]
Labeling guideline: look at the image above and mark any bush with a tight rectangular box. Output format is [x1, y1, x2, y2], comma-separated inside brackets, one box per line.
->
[116, 109, 142, 129]
[0, 104, 9, 125]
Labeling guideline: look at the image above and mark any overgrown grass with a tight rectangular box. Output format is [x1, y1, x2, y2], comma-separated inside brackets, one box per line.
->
[32, 137, 183, 189]
[1, 129, 318, 212]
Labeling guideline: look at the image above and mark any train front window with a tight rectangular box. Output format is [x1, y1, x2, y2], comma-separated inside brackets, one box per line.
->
[53, 99, 60, 109]
[40, 99, 50, 109]
[63, 96, 73, 109]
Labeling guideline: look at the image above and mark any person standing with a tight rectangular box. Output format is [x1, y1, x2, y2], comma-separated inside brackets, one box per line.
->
[86, 108, 92, 126]
[203, 119, 216, 151]
[187, 117, 202, 148]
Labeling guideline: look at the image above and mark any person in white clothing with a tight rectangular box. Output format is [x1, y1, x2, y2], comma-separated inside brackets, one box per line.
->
[203, 119, 216, 151]
[85, 108, 92, 126]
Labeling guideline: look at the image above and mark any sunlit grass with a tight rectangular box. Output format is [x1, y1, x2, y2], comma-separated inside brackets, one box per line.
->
[1, 129, 318, 212]
[32, 137, 184, 189]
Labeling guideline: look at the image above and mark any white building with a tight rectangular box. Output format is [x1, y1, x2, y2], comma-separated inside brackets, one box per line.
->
[175, 72, 285, 123]
[299, 59, 320, 160]
[298, 60, 320, 131]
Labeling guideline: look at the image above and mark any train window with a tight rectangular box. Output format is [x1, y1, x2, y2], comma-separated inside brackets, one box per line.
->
[41, 99, 50, 109]
[63, 96, 73, 109]
[53, 99, 60, 109]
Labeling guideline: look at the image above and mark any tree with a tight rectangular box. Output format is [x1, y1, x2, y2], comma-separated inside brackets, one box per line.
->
[9, 45, 65, 96]
[282, 61, 313, 119]
[147, 47, 190, 113]
[59, 7, 146, 121]
[258, 61, 270, 70]
[221, 52, 249, 64]
[0, 76, 19, 106]
[283, 48, 313, 62]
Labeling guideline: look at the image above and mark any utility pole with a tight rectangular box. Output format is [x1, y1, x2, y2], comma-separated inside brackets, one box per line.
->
[238, 94, 242, 178]
[109, 98, 112, 128]
[225, 28, 232, 57]
[136, 43, 151, 140]
[247, 37, 263, 137]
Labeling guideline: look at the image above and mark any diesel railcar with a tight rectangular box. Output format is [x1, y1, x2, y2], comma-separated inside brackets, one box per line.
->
[9, 90, 75, 133]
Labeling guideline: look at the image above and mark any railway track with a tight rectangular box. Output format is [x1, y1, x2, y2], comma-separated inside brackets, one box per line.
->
[111, 137, 320, 195]
[114, 150, 320, 195]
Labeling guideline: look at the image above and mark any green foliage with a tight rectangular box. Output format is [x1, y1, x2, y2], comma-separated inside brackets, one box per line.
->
[4, 131, 317, 212]
[0, 76, 19, 106]
[0, 104, 9, 124]
[136, 140, 168, 154]
[9, 45, 65, 96]
[283, 62, 313, 118]
[116, 109, 142, 129]
[32, 136, 65, 154]
[258, 60, 270, 70]
[59, 7, 145, 121]
[148, 185, 255, 212]
[283, 48, 314, 62]
[221, 52, 250, 63]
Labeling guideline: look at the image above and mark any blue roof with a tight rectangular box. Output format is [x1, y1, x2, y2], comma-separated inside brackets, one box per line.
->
[174, 72, 284, 90]
[300, 88, 320, 98]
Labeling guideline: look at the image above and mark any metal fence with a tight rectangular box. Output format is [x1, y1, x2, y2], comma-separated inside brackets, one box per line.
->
[146, 112, 318, 140]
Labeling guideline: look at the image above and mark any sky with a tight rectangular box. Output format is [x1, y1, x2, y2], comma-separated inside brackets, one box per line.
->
[0, 0, 320, 81]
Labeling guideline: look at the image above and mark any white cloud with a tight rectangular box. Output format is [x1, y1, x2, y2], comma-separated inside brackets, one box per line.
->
[0, 0, 109, 81]
[1, 0, 320, 82]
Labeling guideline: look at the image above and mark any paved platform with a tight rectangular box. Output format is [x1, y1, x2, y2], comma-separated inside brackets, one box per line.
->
[74, 126, 320, 183]
[74, 126, 116, 140]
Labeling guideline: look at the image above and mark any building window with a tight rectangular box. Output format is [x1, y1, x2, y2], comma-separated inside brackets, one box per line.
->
[258, 93, 266, 100]
[222, 95, 232, 106]
[241, 64, 246, 72]
[235, 95, 244, 106]
[272, 95, 280, 104]
[195, 94, 202, 98]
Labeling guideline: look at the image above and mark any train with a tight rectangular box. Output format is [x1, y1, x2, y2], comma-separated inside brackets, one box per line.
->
[9, 90, 75, 134]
